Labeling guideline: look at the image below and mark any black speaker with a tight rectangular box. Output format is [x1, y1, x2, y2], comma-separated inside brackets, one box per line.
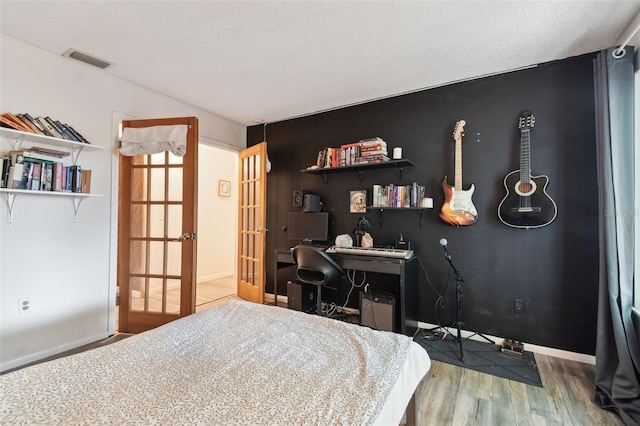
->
[360, 291, 396, 332]
[302, 194, 321, 212]
[292, 189, 303, 208]
[287, 281, 317, 313]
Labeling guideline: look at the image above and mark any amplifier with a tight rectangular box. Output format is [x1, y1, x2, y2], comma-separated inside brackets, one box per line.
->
[287, 281, 317, 313]
[359, 291, 396, 332]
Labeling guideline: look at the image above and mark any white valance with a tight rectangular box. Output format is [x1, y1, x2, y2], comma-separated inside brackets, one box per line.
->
[119, 125, 188, 157]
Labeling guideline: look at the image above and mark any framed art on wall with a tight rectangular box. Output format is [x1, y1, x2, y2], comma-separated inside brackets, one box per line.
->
[219, 180, 231, 197]
[350, 190, 367, 213]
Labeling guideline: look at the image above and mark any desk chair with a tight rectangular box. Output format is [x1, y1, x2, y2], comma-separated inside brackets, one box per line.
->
[292, 245, 345, 317]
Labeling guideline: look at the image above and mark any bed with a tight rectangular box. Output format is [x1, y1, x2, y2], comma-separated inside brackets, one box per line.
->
[0, 300, 431, 425]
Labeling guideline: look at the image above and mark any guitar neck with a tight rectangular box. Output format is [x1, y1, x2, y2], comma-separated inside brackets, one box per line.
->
[454, 136, 462, 190]
[519, 129, 531, 183]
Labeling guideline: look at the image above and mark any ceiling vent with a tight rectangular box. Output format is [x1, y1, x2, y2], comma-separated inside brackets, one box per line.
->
[63, 49, 112, 70]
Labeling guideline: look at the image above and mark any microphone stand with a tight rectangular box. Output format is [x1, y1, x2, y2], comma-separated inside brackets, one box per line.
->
[433, 246, 494, 362]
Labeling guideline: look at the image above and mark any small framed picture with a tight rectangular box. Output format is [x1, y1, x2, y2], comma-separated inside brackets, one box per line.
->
[350, 190, 367, 213]
[218, 180, 231, 197]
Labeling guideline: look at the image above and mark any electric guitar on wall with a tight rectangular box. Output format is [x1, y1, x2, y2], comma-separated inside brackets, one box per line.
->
[498, 112, 557, 228]
[440, 120, 478, 226]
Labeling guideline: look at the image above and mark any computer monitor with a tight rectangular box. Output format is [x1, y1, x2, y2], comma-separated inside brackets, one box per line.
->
[288, 212, 329, 244]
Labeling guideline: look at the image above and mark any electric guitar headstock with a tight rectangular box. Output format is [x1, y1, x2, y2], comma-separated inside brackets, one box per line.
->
[518, 112, 535, 130]
[453, 120, 466, 142]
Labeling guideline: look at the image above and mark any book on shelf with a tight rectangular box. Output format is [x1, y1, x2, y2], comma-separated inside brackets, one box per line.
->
[8, 164, 25, 189]
[15, 114, 42, 134]
[43, 117, 67, 139]
[360, 137, 385, 144]
[81, 169, 92, 193]
[35, 116, 61, 138]
[62, 123, 90, 144]
[72, 165, 81, 192]
[27, 147, 70, 158]
[52, 119, 77, 141]
[20, 113, 48, 135]
[0, 114, 30, 132]
[1, 157, 10, 188]
[10, 150, 64, 164]
[4, 113, 33, 132]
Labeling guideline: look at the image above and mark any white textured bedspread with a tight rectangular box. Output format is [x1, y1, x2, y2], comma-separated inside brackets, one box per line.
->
[1, 300, 422, 425]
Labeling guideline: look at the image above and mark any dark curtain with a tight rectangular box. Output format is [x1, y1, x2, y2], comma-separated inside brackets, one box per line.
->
[592, 46, 640, 425]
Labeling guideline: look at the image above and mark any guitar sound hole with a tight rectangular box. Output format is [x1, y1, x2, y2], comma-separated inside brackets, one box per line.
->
[518, 182, 532, 193]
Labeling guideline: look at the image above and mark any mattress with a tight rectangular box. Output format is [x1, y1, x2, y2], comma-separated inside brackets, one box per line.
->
[1, 300, 430, 425]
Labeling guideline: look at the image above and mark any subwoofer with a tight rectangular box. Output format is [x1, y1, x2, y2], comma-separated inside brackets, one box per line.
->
[287, 281, 317, 313]
[360, 291, 396, 332]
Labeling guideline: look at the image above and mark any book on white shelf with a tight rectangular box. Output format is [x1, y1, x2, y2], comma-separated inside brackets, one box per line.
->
[9, 150, 63, 165]
[81, 169, 92, 194]
[27, 147, 70, 159]
[36, 116, 62, 139]
[15, 114, 42, 134]
[8, 164, 24, 189]
[0, 115, 29, 132]
[1, 157, 10, 188]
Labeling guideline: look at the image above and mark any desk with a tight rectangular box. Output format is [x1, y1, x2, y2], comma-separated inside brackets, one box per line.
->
[274, 249, 419, 336]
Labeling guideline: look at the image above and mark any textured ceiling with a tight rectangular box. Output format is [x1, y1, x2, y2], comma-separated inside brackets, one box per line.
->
[1, 1, 639, 126]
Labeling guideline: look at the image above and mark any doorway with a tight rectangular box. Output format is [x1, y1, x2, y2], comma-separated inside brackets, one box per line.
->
[195, 142, 238, 309]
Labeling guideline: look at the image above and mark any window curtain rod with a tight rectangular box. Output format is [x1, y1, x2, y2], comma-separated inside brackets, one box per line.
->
[614, 10, 640, 57]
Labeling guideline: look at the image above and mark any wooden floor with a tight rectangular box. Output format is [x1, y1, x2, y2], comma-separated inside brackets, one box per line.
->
[415, 352, 623, 425]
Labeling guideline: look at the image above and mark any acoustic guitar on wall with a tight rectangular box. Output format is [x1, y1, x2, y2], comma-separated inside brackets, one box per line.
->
[440, 120, 478, 226]
[498, 112, 557, 229]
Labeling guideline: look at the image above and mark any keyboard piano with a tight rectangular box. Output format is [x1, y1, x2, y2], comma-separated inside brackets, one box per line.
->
[325, 245, 414, 259]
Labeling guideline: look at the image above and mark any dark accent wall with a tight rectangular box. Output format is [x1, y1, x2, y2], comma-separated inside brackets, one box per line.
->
[249, 53, 599, 354]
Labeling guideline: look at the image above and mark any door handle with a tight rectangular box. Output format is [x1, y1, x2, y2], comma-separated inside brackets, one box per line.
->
[172, 232, 195, 241]
[255, 228, 269, 233]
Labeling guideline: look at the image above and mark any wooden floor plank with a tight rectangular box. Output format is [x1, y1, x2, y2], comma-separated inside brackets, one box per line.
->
[415, 353, 624, 426]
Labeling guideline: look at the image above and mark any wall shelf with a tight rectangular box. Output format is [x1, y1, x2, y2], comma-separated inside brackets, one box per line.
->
[0, 189, 103, 225]
[366, 206, 432, 228]
[1, 127, 104, 224]
[0, 127, 104, 165]
[301, 159, 415, 183]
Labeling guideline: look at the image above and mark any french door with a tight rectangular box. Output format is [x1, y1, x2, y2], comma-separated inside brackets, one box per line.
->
[118, 117, 198, 333]
[237, 142, 267, 304]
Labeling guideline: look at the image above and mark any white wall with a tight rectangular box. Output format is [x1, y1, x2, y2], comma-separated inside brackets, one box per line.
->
[0, 34, 246, 371]
[197, 144, 238, 282]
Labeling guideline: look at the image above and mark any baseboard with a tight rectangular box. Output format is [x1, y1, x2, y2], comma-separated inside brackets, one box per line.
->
[417, 321, 596, 365]
[197, 272, 233, 284]
[0, 331, 110, 373]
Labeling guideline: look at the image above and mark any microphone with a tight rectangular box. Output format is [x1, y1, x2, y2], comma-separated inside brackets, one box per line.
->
[440, 238, 451, 259]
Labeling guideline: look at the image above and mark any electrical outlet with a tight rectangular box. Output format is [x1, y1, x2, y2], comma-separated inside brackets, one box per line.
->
[514, 299, 525, 314]
[19, 299, 31, 314]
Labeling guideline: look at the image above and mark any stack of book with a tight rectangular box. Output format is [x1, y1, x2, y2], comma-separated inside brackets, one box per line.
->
[0, 150, 91, 193]
[0, 112, 91, 144]
[314, 137, 390, 168]
[371, 182, 426, 208]
[354, 137, 388, 165]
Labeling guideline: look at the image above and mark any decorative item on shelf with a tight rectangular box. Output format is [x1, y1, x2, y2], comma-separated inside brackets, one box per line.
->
[349, 190, 367, 213]
[392, 147, 402, 159]
[354, 216, 372, 247]
[218, 179, 230, 197]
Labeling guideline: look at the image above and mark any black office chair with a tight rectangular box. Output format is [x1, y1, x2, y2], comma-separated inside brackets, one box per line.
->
[292, 245, 345, 317]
